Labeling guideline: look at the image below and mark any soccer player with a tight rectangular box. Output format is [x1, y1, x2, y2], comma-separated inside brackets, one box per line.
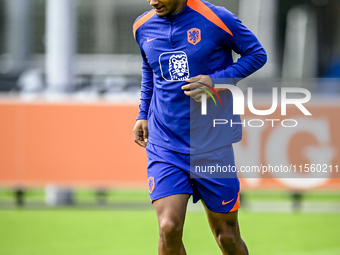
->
[132, 0, 266, 254]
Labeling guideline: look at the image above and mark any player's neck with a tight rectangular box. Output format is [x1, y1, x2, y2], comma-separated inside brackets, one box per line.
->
[172, 0, 187, 16]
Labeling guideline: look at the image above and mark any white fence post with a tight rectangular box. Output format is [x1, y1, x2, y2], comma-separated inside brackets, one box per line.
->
[46, 0, 76, 92]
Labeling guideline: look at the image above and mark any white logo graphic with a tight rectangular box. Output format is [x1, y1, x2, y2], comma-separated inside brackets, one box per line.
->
[159, 51, 189, 82]
[169, 54, 189, 80]
[201, 85, 312, 116]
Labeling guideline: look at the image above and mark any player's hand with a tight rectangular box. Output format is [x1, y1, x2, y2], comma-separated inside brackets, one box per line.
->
[182, 75, 221, 102]
[133, 119, 148, 148]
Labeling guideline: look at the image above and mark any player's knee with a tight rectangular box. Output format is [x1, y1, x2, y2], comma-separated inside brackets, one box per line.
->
[217, 231, 237, 254]
[159, 218, 183, 239]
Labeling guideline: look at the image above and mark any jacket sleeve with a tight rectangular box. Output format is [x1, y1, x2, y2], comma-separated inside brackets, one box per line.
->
[209, 7, 267, 83]
[136, 48, 154, 120]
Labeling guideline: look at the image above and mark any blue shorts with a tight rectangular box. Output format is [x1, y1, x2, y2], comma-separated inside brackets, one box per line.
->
[146, 143, 240, 213]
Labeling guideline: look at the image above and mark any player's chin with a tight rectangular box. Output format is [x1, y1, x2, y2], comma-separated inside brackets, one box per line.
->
[155, 9, 169, 17]
[155, 13, 167, 17]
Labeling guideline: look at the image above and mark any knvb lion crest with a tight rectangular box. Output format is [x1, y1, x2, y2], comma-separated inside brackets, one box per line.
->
[148, 177, 155, 194]
[169, 53, 189, 81]
[159, 51, 190, 81]
[187, 28, 201, 45]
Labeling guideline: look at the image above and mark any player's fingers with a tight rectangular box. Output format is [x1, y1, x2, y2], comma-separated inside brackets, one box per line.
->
[185, 75, 202, 89]
[183, 89, 200, 96]
[182, 79, 199, 90]
[133, 127, 139, 142]
[184, 88, 202, 97]
[142, 125, 149, 143]
[134, 135, 145, 147]
[189, 88, 204, 98]
[135, 133, 147, 147]
[185, 75, 201, 84]
[182, 81, 206, 92]
[135, 140, 146, 148]
[190, 82, 204, 89]
[181, 84, 191, 90]
[194, 93, 211, 102]
[184, 88, 211, 101]
[133, 126, 146, 147]
[134, 132, 143, 146]
[182, 83, 199, 91]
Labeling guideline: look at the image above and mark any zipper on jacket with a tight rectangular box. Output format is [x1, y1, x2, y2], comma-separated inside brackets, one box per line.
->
[169, 17, 174, 48]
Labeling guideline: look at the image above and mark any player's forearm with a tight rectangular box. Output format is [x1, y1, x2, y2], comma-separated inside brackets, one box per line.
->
[210, 48, 267, 83]
[137, 86, 153, 120]
[137, 59, 154, 120]
[137, 98, 151, 120]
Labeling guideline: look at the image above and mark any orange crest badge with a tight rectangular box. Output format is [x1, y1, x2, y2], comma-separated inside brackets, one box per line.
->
[148, 177, 155, 194]
[187, 28, 201, 45]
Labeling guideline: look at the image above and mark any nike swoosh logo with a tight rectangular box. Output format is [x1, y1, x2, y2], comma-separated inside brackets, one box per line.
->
[147, 37, 157, 42]
[222, 199, 235, 205]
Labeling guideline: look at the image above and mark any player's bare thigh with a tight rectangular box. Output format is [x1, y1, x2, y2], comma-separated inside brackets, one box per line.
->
[153, 194, 190, 255]
[153, 194, 190, 230]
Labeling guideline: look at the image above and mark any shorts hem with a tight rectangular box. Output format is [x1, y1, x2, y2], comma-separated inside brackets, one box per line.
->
[150, 191, 193, 204]
[204, 204, 241, 214]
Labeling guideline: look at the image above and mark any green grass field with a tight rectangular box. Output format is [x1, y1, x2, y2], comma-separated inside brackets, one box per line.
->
[1, 188, 340, 204]
[1, 209, 340, 255]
